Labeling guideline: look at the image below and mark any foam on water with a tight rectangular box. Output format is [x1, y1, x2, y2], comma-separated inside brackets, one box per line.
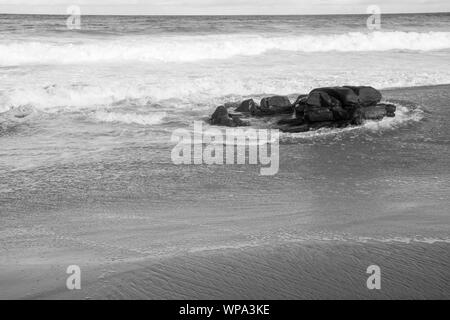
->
[1, 31, 450, 66]
[362, 102, 424, 132]
[280, 102, 424, 141]
[2, 71, 449, 114]
[93, 111, 167, 125]
[0, 84, 150, 113]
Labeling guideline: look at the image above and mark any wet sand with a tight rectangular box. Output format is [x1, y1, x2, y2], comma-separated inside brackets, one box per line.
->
[3, 240, 449, 300]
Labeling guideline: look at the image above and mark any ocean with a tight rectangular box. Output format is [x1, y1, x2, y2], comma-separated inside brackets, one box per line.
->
[0, 13, 449, 299]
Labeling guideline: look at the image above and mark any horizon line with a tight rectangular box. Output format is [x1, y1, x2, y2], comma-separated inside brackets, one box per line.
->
[0, 11, 449, 16]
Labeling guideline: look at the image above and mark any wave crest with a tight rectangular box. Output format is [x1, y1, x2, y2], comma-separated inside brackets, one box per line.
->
[1, 31, 450, 65]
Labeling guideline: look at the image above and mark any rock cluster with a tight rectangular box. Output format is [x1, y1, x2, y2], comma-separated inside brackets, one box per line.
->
[209, 86, 396, 132]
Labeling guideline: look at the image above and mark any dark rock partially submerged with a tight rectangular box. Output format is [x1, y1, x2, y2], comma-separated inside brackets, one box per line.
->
[209, 86, 396, 132]
[379, 103, 397, 117]
[210, 105, 249, 127]
[260, 96, 293, 115]
[310, 87, 359, 110]
[235, 99, 256, 113]
[246, 95, 293, 116]
[360, 105, 387, 120]
[344, 86, 382, 107]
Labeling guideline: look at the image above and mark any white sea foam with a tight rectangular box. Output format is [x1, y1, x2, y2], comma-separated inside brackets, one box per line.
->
[362, 103, 424, 132]
[93, 111, 167, 125]
[280, 102, 424, 141]
[1, 31, 450, 66]
[2, 71, 448, 114]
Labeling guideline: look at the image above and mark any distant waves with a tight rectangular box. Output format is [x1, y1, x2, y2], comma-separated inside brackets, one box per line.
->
[1, 31, 450, 66]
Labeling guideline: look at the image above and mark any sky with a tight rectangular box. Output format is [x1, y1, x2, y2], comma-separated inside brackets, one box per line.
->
[0, 0, 449, 15]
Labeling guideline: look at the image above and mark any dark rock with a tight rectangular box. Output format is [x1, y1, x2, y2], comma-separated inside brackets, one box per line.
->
[351, 109, 364, 125]
[235, 99, 256, 113]
[304, 104, 335, 122]
[277, 119, 355, 133]
[293, 95, 308, 117]
[344, 86, 382, 107]
[277, 117, 305, 126]
[249, 103, 263, 116]
[361, 105, 387, 120]
[308, 121, 339, 130]
[230, 114, 249, 126]
[261, 95, 291, 108]
[305, 91, 328, 109]
[335, 120, 354, 128]
[280, 124, 310, 133]
[249, 104, 278, 116]
[210, 105, 231, 125]
[209, 85, 388, 132]
[309, 87, 359, 110]
[259, 95, 293, 115]
[293, 94, 308, 105]
[304, 90, 350, 120]
[210, 106, 249, 127]
[302, 91, 334, 121]
[351, 103, 395, 123]
[378, 103, 397, 117]
[330, 104, 350, 121]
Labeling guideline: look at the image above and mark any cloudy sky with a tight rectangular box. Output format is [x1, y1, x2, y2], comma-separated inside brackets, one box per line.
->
[0, 0, 448, 15]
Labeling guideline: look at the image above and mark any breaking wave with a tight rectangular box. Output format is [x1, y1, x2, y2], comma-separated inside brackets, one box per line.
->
[1, 31, 450, 65]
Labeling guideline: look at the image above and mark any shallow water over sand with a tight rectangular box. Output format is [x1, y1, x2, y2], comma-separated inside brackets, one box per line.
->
[1, 85, 450, 299]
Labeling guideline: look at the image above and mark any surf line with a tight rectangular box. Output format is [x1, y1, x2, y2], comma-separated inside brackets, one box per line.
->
[171, 121, 279, 176]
